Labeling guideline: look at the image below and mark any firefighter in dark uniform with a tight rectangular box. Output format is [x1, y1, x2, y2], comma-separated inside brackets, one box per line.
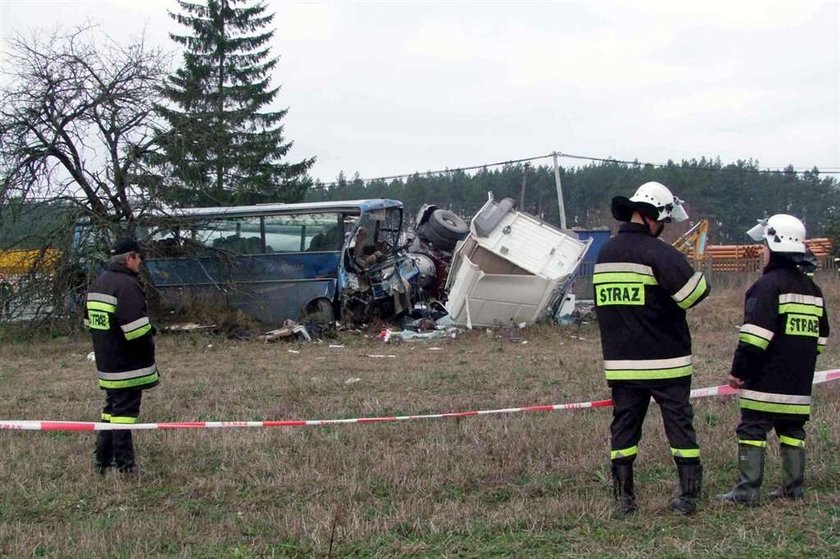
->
[86, 238, 159, 474]
[718, 214, 829, 504]
[594, 181, 711, 515]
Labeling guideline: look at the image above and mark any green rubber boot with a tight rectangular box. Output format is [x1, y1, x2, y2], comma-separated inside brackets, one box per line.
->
[717, 445, 764, 506]
[770, 445, 804, 500]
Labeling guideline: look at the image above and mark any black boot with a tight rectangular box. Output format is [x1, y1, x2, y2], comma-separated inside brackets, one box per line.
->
[93, 430, 114, 475]
[770, 446, 805, 500]
[113, 430, 140, 474]
[611, 461, 637, 514]
[669, 461, 702, 515]
[717, 445, 764, 506]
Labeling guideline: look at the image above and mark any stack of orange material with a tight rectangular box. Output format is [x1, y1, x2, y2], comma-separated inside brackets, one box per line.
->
[805, 238, 832, 257]
[697, 238, 833, 272]
[703, 244, 761, 272]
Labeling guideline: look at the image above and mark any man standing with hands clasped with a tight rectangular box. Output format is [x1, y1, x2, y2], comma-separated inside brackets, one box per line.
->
[86, 237, 159, 475]
[594, 182, 711, 515]
[718, 214, 829, 505]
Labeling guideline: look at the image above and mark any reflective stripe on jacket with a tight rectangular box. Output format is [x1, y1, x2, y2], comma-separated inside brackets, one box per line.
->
[594, 223, 710, 385]
[731, 257, 829, 419]
[86, 263, 158, 391]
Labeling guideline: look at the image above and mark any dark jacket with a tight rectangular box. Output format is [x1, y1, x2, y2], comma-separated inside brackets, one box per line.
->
[86, 262, 158, 390]
[594, 222, 710, 386]
[731, 255, 829, 419]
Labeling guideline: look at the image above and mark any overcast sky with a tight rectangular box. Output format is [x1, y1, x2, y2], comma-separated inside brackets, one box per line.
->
[1, 0, 838, 183]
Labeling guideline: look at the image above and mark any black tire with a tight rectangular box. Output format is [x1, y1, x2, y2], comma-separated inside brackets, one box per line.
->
[420, 222, 457, 251]
[428, 209, 469, 242]
[299, 298, 336, 325]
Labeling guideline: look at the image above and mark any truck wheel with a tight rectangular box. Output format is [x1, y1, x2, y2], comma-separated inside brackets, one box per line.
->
[428, 209, 469, 241]
[420, 222, 457, 251]
[428, 210, 469, 242]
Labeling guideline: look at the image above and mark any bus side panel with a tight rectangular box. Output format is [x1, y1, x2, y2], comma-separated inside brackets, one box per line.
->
[227, 253, 340, 282]
[227, 279, 336, 325]
[144, 257, 225, 287]
[144, 252, 341, 324]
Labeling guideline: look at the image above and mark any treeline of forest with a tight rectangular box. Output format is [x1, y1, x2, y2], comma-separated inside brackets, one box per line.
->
[305, 158, 838, 244]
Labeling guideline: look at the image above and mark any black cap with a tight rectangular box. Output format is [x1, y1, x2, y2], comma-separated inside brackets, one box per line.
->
[110, 237, 142, 256]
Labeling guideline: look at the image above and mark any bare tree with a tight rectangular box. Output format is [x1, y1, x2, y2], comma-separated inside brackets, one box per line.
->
[0, 26, 169, 322]
[1, 25, 169, 221]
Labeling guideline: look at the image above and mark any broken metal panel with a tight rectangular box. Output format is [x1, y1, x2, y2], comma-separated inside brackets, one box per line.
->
[468, 207, 586, 279]
[446, 261, 555, 327]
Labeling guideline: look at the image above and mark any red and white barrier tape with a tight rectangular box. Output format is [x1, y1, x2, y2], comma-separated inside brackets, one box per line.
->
[2, 369, 839, 432]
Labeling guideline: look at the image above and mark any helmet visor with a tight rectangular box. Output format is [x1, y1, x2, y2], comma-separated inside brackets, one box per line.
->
[746, 220, 767, 242]
[669, 202, 689, 223]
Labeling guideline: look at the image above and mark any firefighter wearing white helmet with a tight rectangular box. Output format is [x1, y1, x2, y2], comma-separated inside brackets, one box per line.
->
[719, 214, 829, 505]
[745, 214, 806, 254]
[594, 181, 710, 515]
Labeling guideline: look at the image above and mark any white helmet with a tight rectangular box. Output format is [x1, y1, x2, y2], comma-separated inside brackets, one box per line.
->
[612, 181, 689, 223]
[630, 182, 689, 222]
[746, 214, 806, 254]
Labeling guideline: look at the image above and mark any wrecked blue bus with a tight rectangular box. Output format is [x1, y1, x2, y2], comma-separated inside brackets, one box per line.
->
[136, 199, 421, 326]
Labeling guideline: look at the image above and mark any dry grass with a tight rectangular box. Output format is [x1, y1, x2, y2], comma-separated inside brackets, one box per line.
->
[1, 273, 840, 558]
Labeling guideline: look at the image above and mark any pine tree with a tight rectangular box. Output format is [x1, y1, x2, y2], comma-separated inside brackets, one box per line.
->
[155, 0, 314, 206]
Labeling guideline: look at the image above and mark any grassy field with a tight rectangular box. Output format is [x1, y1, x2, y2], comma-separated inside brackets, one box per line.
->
[1, 277, 840, 558]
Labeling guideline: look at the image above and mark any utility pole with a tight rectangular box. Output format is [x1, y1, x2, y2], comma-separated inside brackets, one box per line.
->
[552, 151, 567, 229]
[519, 162, 530, 209]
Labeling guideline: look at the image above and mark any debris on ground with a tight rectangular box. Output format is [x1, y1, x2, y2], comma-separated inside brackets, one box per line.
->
[379, 328, 459, 343]
[260, 320, 312, 342]
[163, 322, 218, 332]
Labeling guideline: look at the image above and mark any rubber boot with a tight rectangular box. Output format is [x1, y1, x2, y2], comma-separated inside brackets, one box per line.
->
[770, 446, 805, 500]
[93, 430, 113, 475]
[113, 430, 140, 474]
[669, 461, 702, 515]
[717, 445, 764, 506]
[611, 462, 637, 514]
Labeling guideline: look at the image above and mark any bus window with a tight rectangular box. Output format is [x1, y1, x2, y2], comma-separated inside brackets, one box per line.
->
[264, 213, 341, 253]
[192, 217, 262, 254]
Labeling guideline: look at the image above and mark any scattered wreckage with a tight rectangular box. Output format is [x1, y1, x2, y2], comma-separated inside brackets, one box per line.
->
[131, 195, 588, 337]
[136, 199, 426, 330]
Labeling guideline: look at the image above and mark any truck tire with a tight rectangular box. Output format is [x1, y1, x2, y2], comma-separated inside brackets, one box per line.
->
[428, 210, 469, 242]
[420, 222, 457, 251]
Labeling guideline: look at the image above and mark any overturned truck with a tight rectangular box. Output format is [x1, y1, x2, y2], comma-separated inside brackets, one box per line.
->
[444, 195, 591, 328]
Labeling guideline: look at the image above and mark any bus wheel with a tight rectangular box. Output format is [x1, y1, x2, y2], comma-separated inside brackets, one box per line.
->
[300, 298, 335, 326]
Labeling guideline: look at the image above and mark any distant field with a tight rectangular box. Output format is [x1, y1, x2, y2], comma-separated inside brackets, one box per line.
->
[1, 278, 839, 558]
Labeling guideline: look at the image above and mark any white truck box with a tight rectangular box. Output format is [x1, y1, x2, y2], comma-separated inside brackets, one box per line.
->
[444, 196, 591, 328]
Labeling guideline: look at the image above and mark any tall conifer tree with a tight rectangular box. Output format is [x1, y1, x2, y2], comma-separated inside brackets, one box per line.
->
[155, 0, 314, 205]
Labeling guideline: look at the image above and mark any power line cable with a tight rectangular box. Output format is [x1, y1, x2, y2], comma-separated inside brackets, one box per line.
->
[315, 154, 554, 187]
[315, 151, 840, 187]
[555, 152, 837, 176]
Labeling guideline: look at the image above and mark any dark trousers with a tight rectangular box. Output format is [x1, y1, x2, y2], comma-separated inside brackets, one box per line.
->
[611, 382, 699, 463]
[96, 389, 142, 470]
[737, 412, 806, 446]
